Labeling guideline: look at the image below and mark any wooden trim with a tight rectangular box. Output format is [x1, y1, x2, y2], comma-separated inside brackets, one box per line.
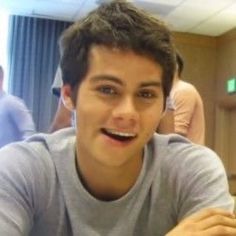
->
[173, 32, 217, 48]
[217, 96, 236, 110]
[217, 28, 236, 46]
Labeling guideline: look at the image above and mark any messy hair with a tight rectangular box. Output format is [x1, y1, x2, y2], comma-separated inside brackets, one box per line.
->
[176, 52, 184, 77]
[59, 0, 176, 105]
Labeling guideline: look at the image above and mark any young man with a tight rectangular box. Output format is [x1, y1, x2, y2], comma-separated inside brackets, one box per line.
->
[0, 1, 235, 235]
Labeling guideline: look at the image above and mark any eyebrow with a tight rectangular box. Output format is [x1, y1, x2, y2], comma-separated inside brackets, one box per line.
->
[139, 81, 162, 88]
[90, 75, 123, 85]
[90, 75, 162, 88]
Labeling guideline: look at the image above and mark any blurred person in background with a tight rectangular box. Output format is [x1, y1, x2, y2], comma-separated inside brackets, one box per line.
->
[0, 65, 36, 148]
[49, 67, 73, 132]
[171, 53, 205, 145]
[158, 53, 205, 145]
[157, 95, 175, 134]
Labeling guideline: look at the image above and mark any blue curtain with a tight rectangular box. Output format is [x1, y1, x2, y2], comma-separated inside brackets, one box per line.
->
[7, 15, 71, 132]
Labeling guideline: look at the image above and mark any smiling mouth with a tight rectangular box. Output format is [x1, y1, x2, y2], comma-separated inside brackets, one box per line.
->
[101, 128, 137, 142]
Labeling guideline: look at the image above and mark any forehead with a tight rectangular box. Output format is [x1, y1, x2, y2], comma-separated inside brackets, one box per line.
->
[85, 45, 163, 84]
[89, 45, 160, 65]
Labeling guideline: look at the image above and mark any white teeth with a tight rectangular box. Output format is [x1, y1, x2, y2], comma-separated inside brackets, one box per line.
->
[106, 129, 136, 137]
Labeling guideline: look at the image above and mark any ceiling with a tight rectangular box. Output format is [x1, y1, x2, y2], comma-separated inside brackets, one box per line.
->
[1, 0, 236, 36]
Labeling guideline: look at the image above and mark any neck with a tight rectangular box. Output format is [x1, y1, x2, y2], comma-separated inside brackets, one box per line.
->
[76, 148, 143, 201]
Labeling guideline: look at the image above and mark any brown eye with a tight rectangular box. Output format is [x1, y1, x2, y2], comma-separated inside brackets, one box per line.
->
[97, 86, 117, 95]
[138, 90, 157, 99]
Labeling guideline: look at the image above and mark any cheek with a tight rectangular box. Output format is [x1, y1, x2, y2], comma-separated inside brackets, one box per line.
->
[76, 104, 93, 124]
[76, 100, 108, 128]
[146, 105, 163, 122]
[141, 109, 164, 132]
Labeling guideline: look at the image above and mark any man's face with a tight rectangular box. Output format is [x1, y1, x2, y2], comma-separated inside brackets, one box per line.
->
[74, 46, 164, 167]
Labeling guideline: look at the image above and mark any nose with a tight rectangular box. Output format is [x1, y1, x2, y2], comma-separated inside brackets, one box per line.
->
[112, 96, 139, 126]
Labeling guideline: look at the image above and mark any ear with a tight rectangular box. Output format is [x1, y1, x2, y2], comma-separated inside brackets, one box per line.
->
[60, 85, 75, 111]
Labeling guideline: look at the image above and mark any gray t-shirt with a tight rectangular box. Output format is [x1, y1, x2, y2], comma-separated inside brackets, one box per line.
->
[0, 128, 233, 235]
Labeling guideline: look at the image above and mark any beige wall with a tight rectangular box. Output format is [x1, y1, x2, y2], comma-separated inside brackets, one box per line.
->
[215, 29, 236, 193]
[216, 29, 236, 108]
[173, 32, 217, 148]
[172, 30, 236, 193]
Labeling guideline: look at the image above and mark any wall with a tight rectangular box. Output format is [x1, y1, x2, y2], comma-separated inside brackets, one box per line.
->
[172, 29, 236, 194]
[215, 29, 236, 194]
[173, 32, 217, 148]
[216, 29, 236, 108]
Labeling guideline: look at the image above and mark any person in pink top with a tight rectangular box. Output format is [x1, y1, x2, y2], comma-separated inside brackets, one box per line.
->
[158, 53, 205, 145]
[171, 53, 205, 145]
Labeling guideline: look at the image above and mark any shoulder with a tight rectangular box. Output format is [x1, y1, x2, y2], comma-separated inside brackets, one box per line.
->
[0, 127, 75, 184]
[172, 81, 203, 107]
[0, 139, 54, 215]
[4, 93, 23, 103]
[151, 133, 224, 178]
[173, 80, 200, 97]
[0, 128, 76, 211]
[150, 134, 232, 218]
[2, 94, 27, 110]
[0, 133, 55, 184]
[23, 127, 76, 157]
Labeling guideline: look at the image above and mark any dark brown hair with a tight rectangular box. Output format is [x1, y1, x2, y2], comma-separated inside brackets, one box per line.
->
[176, 52, 184, 77]
[59, 0, 176, 105]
